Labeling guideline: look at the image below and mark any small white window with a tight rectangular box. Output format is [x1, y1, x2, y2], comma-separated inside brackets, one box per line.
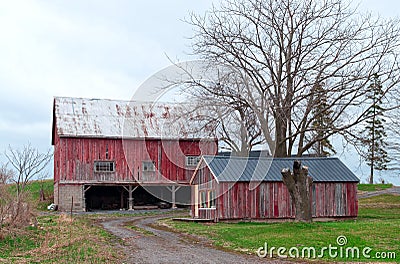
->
[94, 161, 115, 172]
[142, 161, 156, 172]
[186, 156, 201, 167]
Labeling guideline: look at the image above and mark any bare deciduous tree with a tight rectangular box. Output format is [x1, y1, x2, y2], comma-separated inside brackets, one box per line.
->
[180, 70, 267, 156]
[5, 143, 52, 199]
[187, 0, 400, 157]
[0, 144, 51, 232]
[0, 164, 14, 232]
[182, 0, 400, 220]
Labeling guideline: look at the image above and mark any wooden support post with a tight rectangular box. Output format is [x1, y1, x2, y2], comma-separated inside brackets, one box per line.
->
[167, 185, 181, 209]
[123, 185, 138, 211]
[82, 185, 92, 212]
[194, 185, 199, 218]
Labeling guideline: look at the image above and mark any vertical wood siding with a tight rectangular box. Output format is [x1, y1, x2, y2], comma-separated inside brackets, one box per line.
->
[191, 166, 358, 220]
[54, 137, 217, 183]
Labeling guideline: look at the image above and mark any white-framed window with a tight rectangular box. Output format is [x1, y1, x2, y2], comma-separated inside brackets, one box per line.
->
[142, 161, 156, 172]
[209, 190, 216, 208]
[185, 156, 201, 167]
[199, 190, 216, 208]
[200, 191, 207, 208]
[94, 161, 115, 172]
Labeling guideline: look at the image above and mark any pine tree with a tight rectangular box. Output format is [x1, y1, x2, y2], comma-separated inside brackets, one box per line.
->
[362, 73, 390, 184]
[311, 83, 336, 156]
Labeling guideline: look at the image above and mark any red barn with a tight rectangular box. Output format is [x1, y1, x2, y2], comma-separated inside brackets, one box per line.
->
[52, 97, 217, 211]
[190, 156, 359, 221]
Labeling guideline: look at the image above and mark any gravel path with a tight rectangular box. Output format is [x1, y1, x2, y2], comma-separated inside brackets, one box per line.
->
[358, 186, 400, 199]
[100, 215, 298, 264]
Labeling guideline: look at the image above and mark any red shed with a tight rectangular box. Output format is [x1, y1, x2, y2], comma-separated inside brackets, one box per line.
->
[190, 156, 359, 221]
[52, 97, 217, 211]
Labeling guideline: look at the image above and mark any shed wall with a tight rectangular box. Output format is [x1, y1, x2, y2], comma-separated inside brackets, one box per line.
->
[213, 182, 357, 220]
[191, 165, 358, 220]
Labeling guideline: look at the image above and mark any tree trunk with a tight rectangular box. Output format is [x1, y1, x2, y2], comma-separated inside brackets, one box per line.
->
[274, 116, 288, 157]
[39, 187, 46, 202]
[281, 160, 313, 222]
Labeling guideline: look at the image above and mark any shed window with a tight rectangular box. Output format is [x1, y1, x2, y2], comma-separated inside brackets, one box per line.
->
[142, 161, 156, 172]
[94, 161, 115, 172]
[209, 190, 216, 208]
[199, 190, 216, 208]
[200, 191, 207, 208]
[186, 156, 201, 167]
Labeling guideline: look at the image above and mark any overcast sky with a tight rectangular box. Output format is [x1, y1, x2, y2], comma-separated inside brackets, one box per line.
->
[0, 0, 398, 184]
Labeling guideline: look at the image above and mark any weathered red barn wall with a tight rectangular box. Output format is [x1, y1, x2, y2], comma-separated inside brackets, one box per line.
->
[191, 166, 358, 220]
[54, 136, 217, 184]
[312, 182, 358, 217]
[214, 182, 357, 220]
[216, 182, 295, 220]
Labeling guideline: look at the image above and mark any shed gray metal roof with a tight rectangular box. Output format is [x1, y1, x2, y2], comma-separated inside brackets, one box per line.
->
[202, 156, 359, 183]
[52, 97, 212, 140]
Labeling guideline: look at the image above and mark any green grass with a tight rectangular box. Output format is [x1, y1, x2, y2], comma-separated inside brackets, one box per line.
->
[0, 214, 119, 263]
[358, 184, 393, 192]
[127, 225, 154, 236]
[25, 179, 53, 199]
[27, 179, 54, 211]
[164, 194, 400, 262]
[6, 179, 54, 211]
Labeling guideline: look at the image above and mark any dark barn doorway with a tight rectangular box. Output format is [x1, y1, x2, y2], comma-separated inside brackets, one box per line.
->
[85, 186, 127, 210]
[84, 185, 168, 211]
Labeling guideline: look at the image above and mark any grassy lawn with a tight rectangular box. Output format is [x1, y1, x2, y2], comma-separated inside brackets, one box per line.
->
[163, 194, 400, 262]
[6, 179, 54, 211]
[27, 179, 54, 211]
[0, 214, 119, 263]
[357, 183, 393, 192]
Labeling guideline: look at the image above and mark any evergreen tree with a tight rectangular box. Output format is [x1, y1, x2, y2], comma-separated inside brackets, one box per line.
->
[311, 83, 336, 156]
[362, 73, 390, 184]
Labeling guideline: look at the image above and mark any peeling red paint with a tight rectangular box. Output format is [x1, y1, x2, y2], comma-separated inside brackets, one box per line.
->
[191, 166, 358, 220]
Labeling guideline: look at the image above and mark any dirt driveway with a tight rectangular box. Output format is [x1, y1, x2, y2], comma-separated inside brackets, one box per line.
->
[100, 215, 296, 264]
[358, 186, 400, 199]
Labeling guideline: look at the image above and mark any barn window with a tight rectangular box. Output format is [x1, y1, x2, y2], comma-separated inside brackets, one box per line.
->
[94, 161, 115, 172]
[185, 156, 201, 167]
[142, 161, 156, 172]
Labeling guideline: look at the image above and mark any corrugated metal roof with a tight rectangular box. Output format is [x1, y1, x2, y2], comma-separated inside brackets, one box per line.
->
[53, 97, 212, 139]
[202, 156, 360, 183]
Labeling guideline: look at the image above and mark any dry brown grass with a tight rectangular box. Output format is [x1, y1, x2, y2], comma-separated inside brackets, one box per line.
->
[1, 214, 120, 263]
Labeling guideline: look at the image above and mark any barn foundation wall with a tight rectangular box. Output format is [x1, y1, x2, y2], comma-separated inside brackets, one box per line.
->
[58, 184, 84, 211]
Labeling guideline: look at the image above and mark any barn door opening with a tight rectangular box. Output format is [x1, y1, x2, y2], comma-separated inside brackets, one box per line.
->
[84, 185, 174, 211]
[131, 186, 169, 209]
[85, 186, 127, 210]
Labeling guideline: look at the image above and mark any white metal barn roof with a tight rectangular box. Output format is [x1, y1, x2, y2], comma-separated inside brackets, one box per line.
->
[52, 97, 212, 140]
